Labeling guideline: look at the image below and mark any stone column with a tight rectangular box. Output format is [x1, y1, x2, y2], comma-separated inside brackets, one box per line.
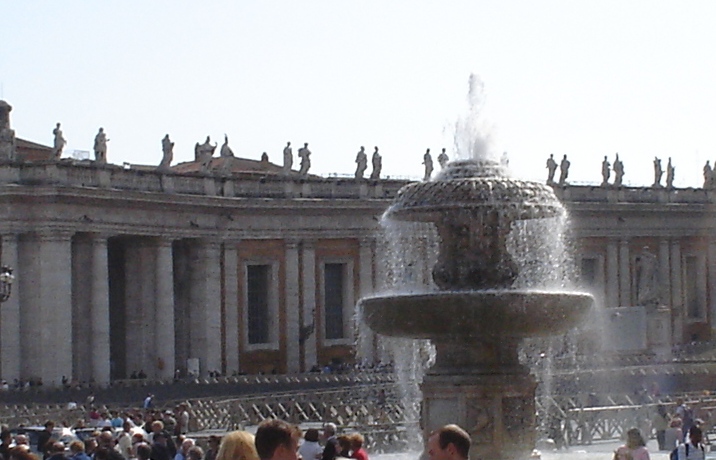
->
[357, 237, 375, 364]
[670, 239, 683, 343]
[619, 239, 631, 306]
[606, 239, 619, 308]
[90, 234, 111, 386]
[223, 240, 240, 374]
[190, 240, 222, 375]
[301, 241, 318, 370]
[0, 234, 20, 381]
[155, 238, 175, 381]
[284, 240, 301, 373]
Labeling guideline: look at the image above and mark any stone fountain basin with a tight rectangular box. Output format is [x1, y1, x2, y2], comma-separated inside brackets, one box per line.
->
[359, 290, 593, 340]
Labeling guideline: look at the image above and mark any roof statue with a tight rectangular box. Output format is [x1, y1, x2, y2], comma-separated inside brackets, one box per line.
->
[52, 123, 66, 160]
[93, 127, 109, 164]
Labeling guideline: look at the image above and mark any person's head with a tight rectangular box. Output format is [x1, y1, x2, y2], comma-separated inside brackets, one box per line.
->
[208, 435, 221, 450]
[135, 443, 151, 460]
[303, 429, 319, 443]
[0, 430, 11, 444]
[625, 428, 646, 449]
[322, 423, 336, 440]
[85, 438, 98, 454]
[151, 421, 164, 434]
[153, 432, 167, 446]
[14, 435, 29, 446]
[98, 431, 114, 448]
[44, 421, 54, 431]
[181, 439, 195, 455]
[49, 442, 65, 455]
[187, 446, 204, 460]
[689, 426, 703, 445]
[337, 436, 351, 455]
[8, 446, 37, 460]
[216, 431, 257, 460]
[254, 420, 301, 460]
[427, 424, 471, 460]
[349, 433, 364, 452]
[69, 441, 85, 454]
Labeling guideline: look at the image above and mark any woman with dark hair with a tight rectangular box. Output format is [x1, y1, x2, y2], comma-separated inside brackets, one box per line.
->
[614, 427, 650, 460]
[298, 429, 322, 460]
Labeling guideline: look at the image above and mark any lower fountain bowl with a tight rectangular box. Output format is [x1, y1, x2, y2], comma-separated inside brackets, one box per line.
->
[359, 290, 593, 340]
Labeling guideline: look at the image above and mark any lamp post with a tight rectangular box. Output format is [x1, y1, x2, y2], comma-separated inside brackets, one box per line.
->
[0, 266, 14, 302]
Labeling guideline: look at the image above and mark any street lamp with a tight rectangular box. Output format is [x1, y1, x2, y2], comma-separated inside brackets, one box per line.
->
[0, 266, 14, 302]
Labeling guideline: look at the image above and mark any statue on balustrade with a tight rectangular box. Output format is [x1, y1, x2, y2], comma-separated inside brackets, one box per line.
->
[220, 134, 234, 158]
[370, 146, 382, 180]
[158, 134, 174, 170]
[298, 142, 311, 176]
[423, 148, 433, 181]
[438, 148, 449, 169]
[613, 154, 624, 187]
[52, 123, 66, 160]
[635, 248, 661, 307]
[283, 142, 293, 174]
[0, 101, 16, 161]
[93, 127, 109, 164]
[653, 157, 663, 187]
[194, 136, 216, 173]
[601, 155, 611, 186]
[558, 154, 570, 185]
[355, 146, 367, 179]
[666, 157, 675, 189]
[546, 154, 557, 184]
[704, 161, 713, 189]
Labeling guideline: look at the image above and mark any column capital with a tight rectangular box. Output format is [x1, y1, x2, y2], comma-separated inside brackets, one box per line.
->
[156, 237, 175, 249]
[285, 238, 301, 250]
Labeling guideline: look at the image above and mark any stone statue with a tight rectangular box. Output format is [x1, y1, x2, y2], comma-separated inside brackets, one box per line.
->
[613, 153, 624, 187]
[500, 151, 509, 168]
[283, 142, 293, 174]
[558, 154, 570, 186]
[635, 248, 660, 307]
[653, 157, 663, 187]
[298, 142, 311, 176]
[354, 146, 367, 179]
[194, 136, 216, 173]
[52, 122, 66, 160]
[437, 148, 449, 169]
[601, 155, 610, 186]
[220, 134, 234, 158]
[423, 148, 433, 181]
[93, 127, 109, 164]
[546, 154, 557, 184]
[261, 152, 269, 162]
[704, 161, 713, 189]
[666, 157, 675, 189]
[158, 134, 174, 170]
[370, 146, 382, 180]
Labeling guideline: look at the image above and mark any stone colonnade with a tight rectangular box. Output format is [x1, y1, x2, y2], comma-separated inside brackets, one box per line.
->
[0, 232, 378, 386]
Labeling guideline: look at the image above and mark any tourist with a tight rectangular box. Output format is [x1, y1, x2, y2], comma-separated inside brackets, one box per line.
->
[254, 419, 301, 460]
[186, 448, 203, 460]
[320, 423, 338, 460]
[297, 429, 322, 460]
[215, 431, 257, 460]
[0, 430, 12, 460]
[426, 424, 470, 460]
[613, 427, 650, 460]
[8, 447, 37, 460]
[37, 421, 54, 459]
[652, 404, 669, 451]
[46, 443, 65, 460]
[174, 439, 195, 460]
[349, 434, 367, 460]
[335, 436, 350, 460]
[150, 433, 172, 460]
[68, 441, 91, 460]
[675, 426, 706, 460]
[136, 444, 152, 460]
[204, 436, 221, 460]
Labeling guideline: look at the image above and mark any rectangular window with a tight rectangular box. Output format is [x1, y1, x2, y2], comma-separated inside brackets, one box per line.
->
[324, 263, 345, 340]
[684, 256, 703, 320]
[247, 264, 270, 344]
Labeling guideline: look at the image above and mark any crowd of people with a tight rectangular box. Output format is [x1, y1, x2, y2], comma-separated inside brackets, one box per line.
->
[0, 416, 472, 460]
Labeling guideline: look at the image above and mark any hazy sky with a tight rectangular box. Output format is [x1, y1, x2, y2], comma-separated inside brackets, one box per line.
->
[3, 1, 716, 187]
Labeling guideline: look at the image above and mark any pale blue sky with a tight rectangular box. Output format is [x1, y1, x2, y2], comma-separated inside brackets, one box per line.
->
[2, 1, 716, 187]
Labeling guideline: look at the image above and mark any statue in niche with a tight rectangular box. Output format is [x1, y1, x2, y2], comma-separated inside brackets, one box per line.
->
[370, 146, 382, 180]
[704, 161, 713, 190]
[653, 157, 663, 187]
[354, 146, 367, 179]
[158, 134, 174, 170]
[666, 157, 675, 189]
[423, 148, 433, 181]
[283, 141, 293, 174]
[558, 154, 570, 185]
[220, 134, 234, 157]
[601, 155, 611, 186]
[613, 154, 624, 187]
[93, 127, 109, 164]
[635, 248, 660, 307]
[194, 136, 216, 173]
[438, 148, 449, 169]
[52, 122, 66, 159]
[298, 142, 311, 176]
[546, 154, 557, 184]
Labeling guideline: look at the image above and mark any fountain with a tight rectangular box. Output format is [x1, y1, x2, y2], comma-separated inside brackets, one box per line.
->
[359, 157, 594, 459]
